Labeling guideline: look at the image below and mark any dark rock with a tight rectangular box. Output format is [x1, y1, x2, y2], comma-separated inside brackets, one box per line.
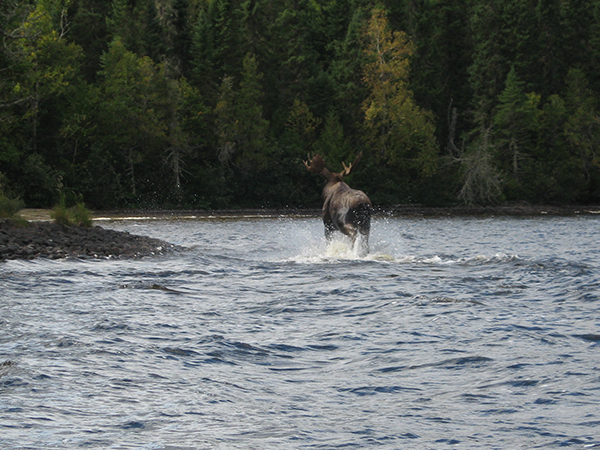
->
[0, 219, 180, 261]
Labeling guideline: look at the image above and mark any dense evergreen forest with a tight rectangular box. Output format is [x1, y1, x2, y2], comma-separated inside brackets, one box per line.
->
[2, 0, 600, 210]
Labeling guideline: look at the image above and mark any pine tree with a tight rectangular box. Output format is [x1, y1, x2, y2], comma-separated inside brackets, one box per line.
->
[190, 0, 247, 106]
[234, 52, 270, 173]
[402, 0, 473, 151]
[313, 110, 350, 164]
[535, 0, 564, 98]
[329, 5, 369, 139]
[214, 53, 270, 174]
[106, 0, 150, 55]
[561, 69, 600, 200]
[493, 67, 541, 192]
[286, 98, 321, 154]
[361, 7, 437, 175]
[97, 38, 171, 199]
[67, 0, 111, 82]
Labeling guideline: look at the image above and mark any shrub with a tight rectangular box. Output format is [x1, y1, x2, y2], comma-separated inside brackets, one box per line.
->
[0, 192, 24, 218]
[51, 202, 93, 227]
[72, 203, 93, 227]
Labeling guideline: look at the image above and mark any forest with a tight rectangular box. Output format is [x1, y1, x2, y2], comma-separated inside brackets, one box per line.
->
[2, 0, 600, 210]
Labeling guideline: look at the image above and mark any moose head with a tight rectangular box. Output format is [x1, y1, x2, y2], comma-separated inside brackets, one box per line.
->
[304, 152, 372, 256]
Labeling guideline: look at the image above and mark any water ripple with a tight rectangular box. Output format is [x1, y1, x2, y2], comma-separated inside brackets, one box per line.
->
[1, 216, 599, 449]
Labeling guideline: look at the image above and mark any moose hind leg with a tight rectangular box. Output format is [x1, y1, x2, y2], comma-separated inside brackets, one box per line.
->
[347, 205, 370, 256]
[343, 226, 369, 257]
[354, 231, 369, 257]
[324, 221, 336, 242]
[340, 223, 357, 240]
[339, 223, 367, 256]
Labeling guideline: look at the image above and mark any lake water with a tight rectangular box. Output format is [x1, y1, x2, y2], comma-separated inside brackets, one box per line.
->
[1, 214, 599, 449]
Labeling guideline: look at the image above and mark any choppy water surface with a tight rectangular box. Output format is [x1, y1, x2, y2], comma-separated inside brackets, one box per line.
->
[1, 215, 600, 449]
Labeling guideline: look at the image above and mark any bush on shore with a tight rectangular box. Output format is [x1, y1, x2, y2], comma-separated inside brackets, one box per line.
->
[0, 192, 24, 219]
[51, 202, 93, 227]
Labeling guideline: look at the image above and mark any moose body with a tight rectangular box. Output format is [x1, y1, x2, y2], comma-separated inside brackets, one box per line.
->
[304, 153, 372, 256]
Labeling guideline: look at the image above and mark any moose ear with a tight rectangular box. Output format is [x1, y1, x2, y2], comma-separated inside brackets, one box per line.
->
[304, 154, 325, 173]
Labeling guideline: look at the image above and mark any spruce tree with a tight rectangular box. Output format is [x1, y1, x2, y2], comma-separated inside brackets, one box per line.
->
[361, 7, 437, 174]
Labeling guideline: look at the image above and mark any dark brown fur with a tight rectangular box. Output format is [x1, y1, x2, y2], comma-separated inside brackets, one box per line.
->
[304, 153, 372, 255]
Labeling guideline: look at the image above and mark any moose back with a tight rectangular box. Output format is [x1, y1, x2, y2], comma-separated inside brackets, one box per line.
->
[304, 152, 372, 256]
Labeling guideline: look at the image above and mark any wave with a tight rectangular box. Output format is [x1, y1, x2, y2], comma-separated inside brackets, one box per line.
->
[285, 239, 522, 267]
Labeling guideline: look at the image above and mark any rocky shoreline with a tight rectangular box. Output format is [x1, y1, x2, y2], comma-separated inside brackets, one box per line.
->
[0, 220, 178, 261]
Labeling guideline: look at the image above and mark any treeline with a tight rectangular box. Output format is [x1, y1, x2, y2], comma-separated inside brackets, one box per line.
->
[1, 0, 600, 210]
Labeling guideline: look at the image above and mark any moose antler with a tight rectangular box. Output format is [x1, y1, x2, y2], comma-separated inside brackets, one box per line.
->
[304, 154, 326, 174]
[341, 152, 362, 177]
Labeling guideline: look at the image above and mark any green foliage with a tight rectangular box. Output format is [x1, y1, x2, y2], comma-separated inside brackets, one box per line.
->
[287, 99, 321, 153]
[493, 68, 541, 194]
[2, 0, 600, 209]
[313, 110, 348, 163]
[51, 200, 92, 227]
[0, 192, 25, 219]
[361, 7, 439, 184]
[214, 52, 271, 175]
[404, 0, 473, 146]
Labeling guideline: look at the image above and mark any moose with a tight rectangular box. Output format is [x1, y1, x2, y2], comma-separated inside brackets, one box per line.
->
[304, 152, 372, 256]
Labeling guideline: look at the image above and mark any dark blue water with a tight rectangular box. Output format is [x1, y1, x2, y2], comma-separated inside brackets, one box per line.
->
[1, 215, 599, 449]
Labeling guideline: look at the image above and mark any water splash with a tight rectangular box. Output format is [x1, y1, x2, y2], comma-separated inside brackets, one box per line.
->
[286, 236, 396, 263]
[325, 239, 356, 259]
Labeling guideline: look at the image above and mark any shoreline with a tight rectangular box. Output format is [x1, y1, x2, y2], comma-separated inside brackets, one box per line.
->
[0, 220, 179, 261]
[17, 204, 600, 222]
[3, 205, 598, 262]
